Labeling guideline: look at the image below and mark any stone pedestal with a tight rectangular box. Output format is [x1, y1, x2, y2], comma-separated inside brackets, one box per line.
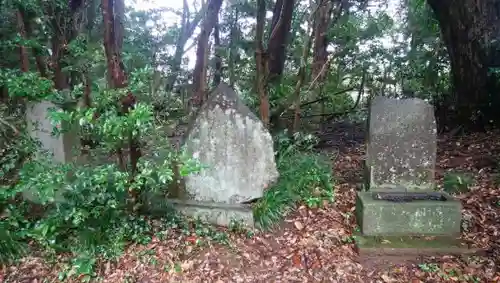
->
[356, 192, 461, 236]
[355, 97, 476, 259]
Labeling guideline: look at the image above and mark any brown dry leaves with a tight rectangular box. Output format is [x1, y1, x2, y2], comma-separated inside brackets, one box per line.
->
[1, 131, 500, 282]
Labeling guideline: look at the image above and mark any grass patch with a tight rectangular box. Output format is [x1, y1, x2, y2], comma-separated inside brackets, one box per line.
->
[253, 131, 335, 229]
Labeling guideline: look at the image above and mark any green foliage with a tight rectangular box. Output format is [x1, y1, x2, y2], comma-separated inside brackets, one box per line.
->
[254, 131, 334, 229]
[0, 70, 56, 101]
[443, 172, 474, 194]
[0, 60, 201, 280]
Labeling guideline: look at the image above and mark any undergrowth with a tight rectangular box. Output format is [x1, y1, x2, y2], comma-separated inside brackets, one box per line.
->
[253, 131, 335, 229]
[0, 66, 203, 280]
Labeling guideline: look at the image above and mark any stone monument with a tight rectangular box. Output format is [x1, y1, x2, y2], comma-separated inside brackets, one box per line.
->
[24, 101, 77, 202]
[166, 83, 279, 227]
[26, 101, 75, 164]
[356, 96, 470, 257]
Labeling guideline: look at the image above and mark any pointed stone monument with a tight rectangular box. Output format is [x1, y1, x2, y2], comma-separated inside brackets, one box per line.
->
[167, 83, 279, 227]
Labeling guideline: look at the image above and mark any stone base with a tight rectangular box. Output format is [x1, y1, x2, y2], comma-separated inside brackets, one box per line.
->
[167, 199, 254, 227]
[141, 193, 254, 228]
[355, 233, 481, 260]
[356, 191, 461, 236]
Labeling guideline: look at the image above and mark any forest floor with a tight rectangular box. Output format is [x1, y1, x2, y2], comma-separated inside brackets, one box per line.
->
[2, 127, 500, 282]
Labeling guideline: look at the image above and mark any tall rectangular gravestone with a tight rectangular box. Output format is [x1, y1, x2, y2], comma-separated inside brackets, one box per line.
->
[366, 96, 437, 191]
[26, 101, 75, 164]
[163, 83, 279, 227]
[24, 101, 77, 203]
[355, 96, 468, 258]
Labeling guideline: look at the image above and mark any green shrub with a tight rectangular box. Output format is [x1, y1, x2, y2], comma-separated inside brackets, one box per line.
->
[443, 171, 474, 194]
[254, 131, 335, 229]
[0, 67, 201, 278]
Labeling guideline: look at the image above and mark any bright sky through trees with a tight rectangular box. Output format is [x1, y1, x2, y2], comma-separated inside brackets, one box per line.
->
[129, 0, 400, 71]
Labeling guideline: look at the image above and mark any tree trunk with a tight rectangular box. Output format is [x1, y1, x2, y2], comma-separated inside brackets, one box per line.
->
[228, 9, 239, 88]
[212, 17, 222, 87]
[427, 0, 500, 131]
[165, 1, 207, 92]
[255, 0, 270, 126]
[50, 26, 68, 90]
[102, 0, 141, 180]
[311, 0, 332, 80]
[292, 28, 314, 133]
[21, 12, 47, 77]
[267, 0, 295, 82]
[16, 9, 29, 72]
[190, 0, 222, 107]
[292, 5, 316, 133]
[311, 0, 342, 82]
[114, 0, 125, 52]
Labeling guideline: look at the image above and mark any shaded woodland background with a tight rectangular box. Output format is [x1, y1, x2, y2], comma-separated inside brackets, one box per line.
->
[0, 0, 500, 281]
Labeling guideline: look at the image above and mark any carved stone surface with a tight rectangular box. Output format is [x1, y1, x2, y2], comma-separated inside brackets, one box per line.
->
[366, 96, 437, 192]
[183, 83, 279, 204]
[24, 101, 77, 203]
[26, 101, 75, 164]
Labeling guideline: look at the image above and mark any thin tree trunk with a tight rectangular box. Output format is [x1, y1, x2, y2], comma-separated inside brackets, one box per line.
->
[292, 17, 315, 133]
[102, 0, 141, 181]
[114, 0, 125, 52]
[267, 0, 295, 82]
[255, 0, 270, 126]
[165, 1, 208, 92]
[228, 9, 239, 88]
[50, 16, 68, 90]
[203, 41, 211, 88]
[16, 9, 29, 72]
[212, 17, 222, 87]
[191, 0, 223, 107]
[311, 0, 340, 81]
[21, 14, 48, 77]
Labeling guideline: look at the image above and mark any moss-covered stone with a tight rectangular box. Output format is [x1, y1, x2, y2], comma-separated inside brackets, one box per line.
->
[356, 191, 461, 236]
[354, 232, 479, 256]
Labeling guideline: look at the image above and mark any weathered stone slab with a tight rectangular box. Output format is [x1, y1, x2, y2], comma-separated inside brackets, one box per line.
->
[164, 83, 278, 226]
[355, 233, 481, 263]
[356, 191, 461, 236]
[366, 96, 437, 191]
[182, 83, 279, 204]
[24, 101, 77, 203]
[166, 199, 254, 227]
[26, 101, 76, 164]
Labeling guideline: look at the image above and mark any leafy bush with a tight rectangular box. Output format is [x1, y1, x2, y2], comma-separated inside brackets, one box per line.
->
[0, 66, 201, 279]
[254, 131, 335, 229]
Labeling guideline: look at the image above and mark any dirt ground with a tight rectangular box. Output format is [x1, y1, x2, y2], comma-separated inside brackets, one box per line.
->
[1, 126, 499, 283]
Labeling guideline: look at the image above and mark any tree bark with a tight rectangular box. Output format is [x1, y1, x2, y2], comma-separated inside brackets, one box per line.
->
[427, 0, 500, 131]
[16, 9, 29, 72]
[267, 0, 295, 82]
[102, 0, 141, 179]
[255, 0, 270, 126]
[191, 0, 223, 107]
[212, 16, 222, 87]
[165, 0, 208, 92]
[292, 6, 316, 133]
[311, 0, 343, 82]
[114, 0, 125, 52]
[228, 8, 239, 88]
[20, 12, 48, 77]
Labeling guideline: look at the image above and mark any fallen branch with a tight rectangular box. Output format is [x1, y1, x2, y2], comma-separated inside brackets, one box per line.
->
[300, 87, 355, 108]
[0, 117, 19, 135]
[292, 107, 366, 119]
